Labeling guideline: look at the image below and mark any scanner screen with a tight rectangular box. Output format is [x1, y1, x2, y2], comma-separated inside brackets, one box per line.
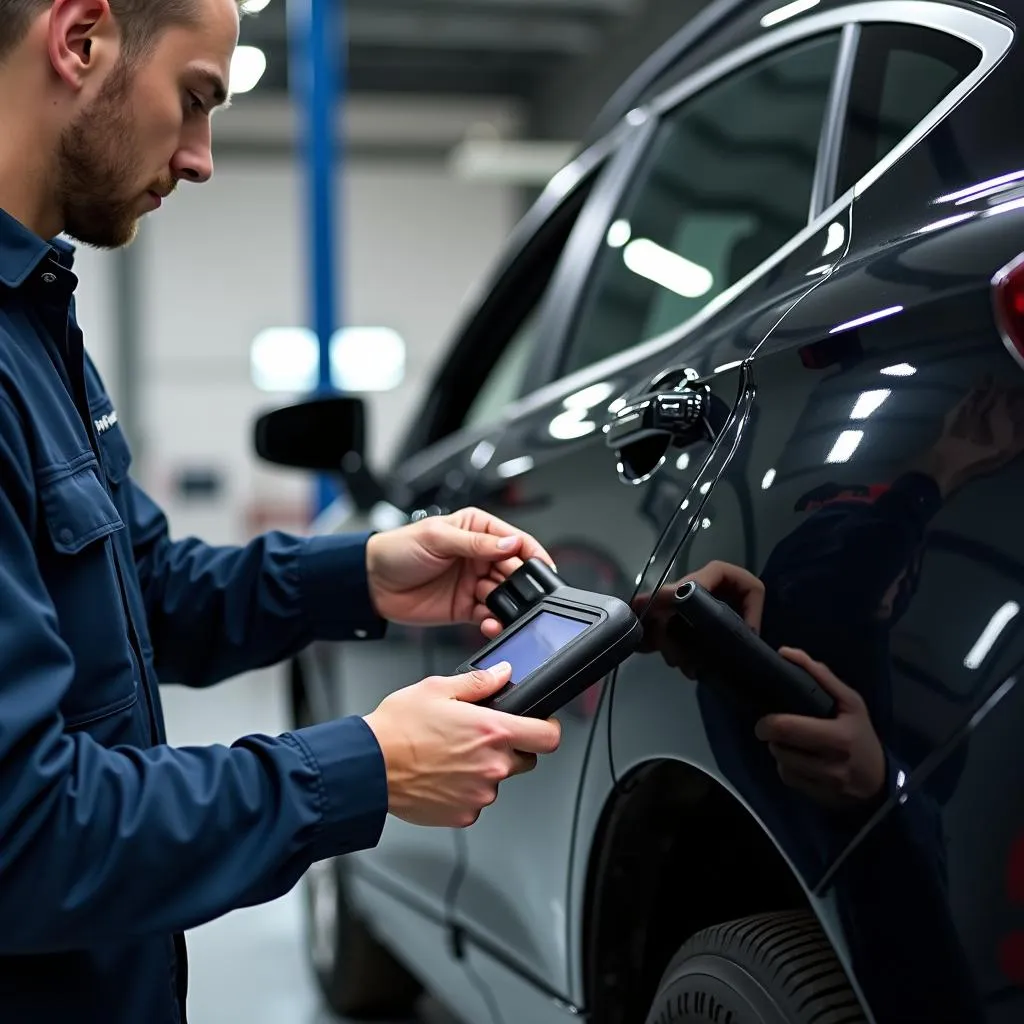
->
[476, 611, 589, 684]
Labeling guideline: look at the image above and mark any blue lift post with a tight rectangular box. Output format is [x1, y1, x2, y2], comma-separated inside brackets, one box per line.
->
[288, 0, 344, 515]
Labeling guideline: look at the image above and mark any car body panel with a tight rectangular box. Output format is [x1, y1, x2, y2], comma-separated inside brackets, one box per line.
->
[606, 18, 1024, 1020]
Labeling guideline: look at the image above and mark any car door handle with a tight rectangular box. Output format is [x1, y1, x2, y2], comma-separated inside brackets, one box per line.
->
[603, 387, 710, 449]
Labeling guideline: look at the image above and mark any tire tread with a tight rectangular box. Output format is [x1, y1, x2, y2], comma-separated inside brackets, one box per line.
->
[653, 910, 866, 1024]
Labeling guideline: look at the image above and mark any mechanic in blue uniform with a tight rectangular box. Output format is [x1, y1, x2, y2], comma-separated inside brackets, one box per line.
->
[0, 1, 562, 1021]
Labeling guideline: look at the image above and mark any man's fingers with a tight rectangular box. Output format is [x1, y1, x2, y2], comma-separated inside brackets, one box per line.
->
[428, 521, 526, 563]
[479, 616, 504, 639]
[686, 561, 765, 630]
[778, 647, 859, 707]
[742, 584, 766, 633]
[510, 752, 539, 776]
[446, 509, 556, 569]
[504, 715, 562, 755]
[755, 713, 840, 756]
[769, 743, 839, 777]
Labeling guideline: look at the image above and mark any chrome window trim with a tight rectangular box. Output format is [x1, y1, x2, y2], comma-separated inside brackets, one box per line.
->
[811, 22, 861, 219]
[503, 1, 1013, 418]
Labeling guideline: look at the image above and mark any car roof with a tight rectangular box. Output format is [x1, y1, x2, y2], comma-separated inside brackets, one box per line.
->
[582, 0, 1015, 146]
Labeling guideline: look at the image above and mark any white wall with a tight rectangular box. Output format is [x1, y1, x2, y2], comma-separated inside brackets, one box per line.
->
[71, 243, 117, 388]
[73, 96, 522, 546]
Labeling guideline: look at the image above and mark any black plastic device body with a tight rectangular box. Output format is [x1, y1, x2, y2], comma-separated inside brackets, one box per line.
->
[671, 580, 837, 719]
[463, 559, 642, 718]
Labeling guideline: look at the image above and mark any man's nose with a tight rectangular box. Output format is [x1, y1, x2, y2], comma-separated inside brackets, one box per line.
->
[171, 144, 214, 185]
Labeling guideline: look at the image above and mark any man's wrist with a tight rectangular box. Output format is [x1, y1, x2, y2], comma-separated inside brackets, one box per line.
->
[364, 533, 384, 619]
[299, 533, 388, 642]
[286, 717, 389, 859]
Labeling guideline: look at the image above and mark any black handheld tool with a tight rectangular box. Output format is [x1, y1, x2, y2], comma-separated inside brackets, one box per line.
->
[461, 559, 642, 719]
[671, 580, 837, 719]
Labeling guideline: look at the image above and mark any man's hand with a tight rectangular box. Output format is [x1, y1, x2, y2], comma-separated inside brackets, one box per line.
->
[362, 663, 562, 827]
[916, 377, 1024, 497]
[366, 507, 553, 637]
[635, 561, 765, 671]
[754, 648, 886, 808]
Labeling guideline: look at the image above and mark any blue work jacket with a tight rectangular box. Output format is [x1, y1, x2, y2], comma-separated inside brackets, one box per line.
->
[0, 207, 389, 1022]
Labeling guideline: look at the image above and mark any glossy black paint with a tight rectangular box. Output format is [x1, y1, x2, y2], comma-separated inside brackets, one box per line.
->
[278, 2, 1024, 1022]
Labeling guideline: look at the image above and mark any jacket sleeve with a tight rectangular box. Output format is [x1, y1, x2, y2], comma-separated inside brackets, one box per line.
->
[126, 478, 387, 687]
[0, 396, 388, 953]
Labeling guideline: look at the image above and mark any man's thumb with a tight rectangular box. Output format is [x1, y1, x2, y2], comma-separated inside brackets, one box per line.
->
[448, 662, 513, 702]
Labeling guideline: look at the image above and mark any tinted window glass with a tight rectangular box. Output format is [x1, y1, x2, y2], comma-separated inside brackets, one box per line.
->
[559, 33, 841, 378]
[461, 307, 540, 431]
[836, 24, 979, 196]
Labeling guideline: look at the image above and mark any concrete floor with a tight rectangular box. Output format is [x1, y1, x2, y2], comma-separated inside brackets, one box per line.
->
[160, 668, 456, 1024]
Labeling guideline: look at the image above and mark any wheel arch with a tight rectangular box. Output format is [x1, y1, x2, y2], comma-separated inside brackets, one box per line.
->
[581, 758, 818, 1024]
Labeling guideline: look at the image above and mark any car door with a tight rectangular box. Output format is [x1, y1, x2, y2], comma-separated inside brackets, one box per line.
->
[335, 142, 613, 974]
[607, 9, 1021, 1024]
[440, 23, 858, 1016]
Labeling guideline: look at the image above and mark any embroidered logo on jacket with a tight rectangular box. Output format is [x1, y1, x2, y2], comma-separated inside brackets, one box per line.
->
[94, 410, 118, 435]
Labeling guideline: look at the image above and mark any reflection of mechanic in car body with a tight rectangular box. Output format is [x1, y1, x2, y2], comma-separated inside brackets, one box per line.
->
[639, 378, 1024, 1024]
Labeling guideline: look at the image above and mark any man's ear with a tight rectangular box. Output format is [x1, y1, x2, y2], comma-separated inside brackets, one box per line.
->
[46, 0, 119, 91]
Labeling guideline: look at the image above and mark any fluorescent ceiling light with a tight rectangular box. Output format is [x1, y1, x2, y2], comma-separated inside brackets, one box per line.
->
[881, 363, 916, 377]
[251, 327, 318, 393]
[623, 238, 714, 299]
[241, 0, 272, 11]
[936, 169, 1024, 205]
[251, 325, 405, 392]
[826, 430, 864, 464]
[822, 221, 846, 255]
[549, 411, 598, 440]
[331, 327, 405, 392]
[762, 468, 776, 490]
[761, 0, 821, 27]
[829, 305, 903, 335]
[850, 389, 891, 420]
[230, 45, 267, 94]
[496, 456, 534, 479]
[564, 381, 616, 410]
[915, 213, 975, 235]
[965, 602, 1020, 669]
[449, 139, 577, 185]
[606, 220, 632, 248]
[470, 441, 495, 470]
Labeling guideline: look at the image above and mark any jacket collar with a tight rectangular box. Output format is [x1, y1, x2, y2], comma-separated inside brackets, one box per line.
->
[0, 206, 76, 289]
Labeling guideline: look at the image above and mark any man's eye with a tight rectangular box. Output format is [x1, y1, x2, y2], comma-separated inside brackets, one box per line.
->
[188, 92, 205, 113]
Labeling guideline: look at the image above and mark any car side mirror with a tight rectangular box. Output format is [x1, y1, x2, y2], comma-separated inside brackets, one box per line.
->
[253, 395, 366, 472]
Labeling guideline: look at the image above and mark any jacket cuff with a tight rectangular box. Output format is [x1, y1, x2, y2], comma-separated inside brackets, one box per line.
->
[287, 716, 389, 860]
[299, 533, 388, 642]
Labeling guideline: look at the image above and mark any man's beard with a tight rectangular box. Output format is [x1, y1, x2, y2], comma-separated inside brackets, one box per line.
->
[56, 64, 163, 249]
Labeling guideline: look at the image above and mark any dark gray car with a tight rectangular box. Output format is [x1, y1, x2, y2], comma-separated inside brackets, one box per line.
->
[255, 1, 1024, 1021]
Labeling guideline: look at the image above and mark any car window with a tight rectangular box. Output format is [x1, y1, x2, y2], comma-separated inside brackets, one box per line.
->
[558, 32, 842, 378]
[461, 306, 541, 430]
[836, 23, 980, 197]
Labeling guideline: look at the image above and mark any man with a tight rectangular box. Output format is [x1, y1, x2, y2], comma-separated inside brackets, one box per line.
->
[0, 1, 561, 1021]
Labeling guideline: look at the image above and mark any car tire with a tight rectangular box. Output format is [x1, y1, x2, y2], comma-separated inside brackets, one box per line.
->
[303, 857, 422, 1019]
[644, 910, 866, 1024]
[294, 680, 422, 1019]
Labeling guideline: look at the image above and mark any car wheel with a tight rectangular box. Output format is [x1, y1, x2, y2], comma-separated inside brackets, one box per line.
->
[294, 680, 422, 1019]
[644, 910, 866, 1024]
[302, 857, 422, 1019]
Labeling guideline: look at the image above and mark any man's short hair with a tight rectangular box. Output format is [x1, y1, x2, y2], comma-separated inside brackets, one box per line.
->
[0, 0, 242, 65]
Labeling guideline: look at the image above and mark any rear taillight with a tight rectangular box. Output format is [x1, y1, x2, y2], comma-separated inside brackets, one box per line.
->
[992, 253, 1024, 369]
